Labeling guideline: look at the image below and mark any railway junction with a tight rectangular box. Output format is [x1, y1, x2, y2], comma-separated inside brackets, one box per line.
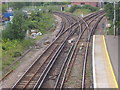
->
[1, 10, 119, 89]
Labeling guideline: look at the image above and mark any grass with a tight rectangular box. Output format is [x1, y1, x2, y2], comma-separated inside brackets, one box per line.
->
[2, 33, 53, 75]
[2, 11, 56, 72]
[107, 20, 114, 35]
[73, 9, 92, 16]
[24, 5, 62, 12]
[2, 39, 35, 70]
[24, 5, 72, 13]
[2, 6, 56, 67]
[38, 13, 56, 34]
[108, 27, 114, 35]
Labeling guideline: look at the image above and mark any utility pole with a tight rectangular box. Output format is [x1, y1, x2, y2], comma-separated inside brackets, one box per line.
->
[99, 0, 104, 8]
[113, 2, 116, 36]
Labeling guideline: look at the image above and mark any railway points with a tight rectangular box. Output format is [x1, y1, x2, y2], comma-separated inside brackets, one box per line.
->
[1, 9, 118, 89]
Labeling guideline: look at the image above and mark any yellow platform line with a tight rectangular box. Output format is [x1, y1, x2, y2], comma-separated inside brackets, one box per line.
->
[102, 35, 118, 88]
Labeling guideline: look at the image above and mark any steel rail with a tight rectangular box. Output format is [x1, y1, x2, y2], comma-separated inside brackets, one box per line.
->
[32, 11, 104, 88]
[22, 45, 59, 89]
[81, 15, 105, 89]
[56, 21, 65, 37]
[11, 11, 104, 89]
[33, 12, 105, 89]
[59, 26, 86, 89]
[11, 13, 77, 89]
[33, 26, 78, 89]
[53, 45, 74, 89]
[54, 12, 98, 88]
[11, 11, 79, 89]
[53, 21, 82, 89]
[56, 11, 104, 37]
[58, 13, 105, 89]
[59, 18, 90, 89]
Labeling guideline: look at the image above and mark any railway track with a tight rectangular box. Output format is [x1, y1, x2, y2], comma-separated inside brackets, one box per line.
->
[53, 12, 78, 37]
[62, 12, 105, 88]
[11, 10, 104, 89]
[11, 11, 80, 89]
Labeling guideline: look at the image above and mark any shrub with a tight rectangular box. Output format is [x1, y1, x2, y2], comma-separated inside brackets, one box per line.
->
[13, 51, 21, 57]
[27, 11, 55, 34]
[69, 5, 98, 13]
[2, 10, 27, 40]
[81, 5, 98, 12]
[21, 39, 35, 48]
[2, 4, 7, 13]
[69, 5, 81, 13]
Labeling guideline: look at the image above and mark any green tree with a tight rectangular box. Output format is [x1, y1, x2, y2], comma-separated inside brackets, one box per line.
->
[2, 10, 27, 40]
[2, 3, 8, 13]
[104, 3, 114, 20]
[104, 2, 120, 34]
[104, 2, 120, 21]
[8, 2, 25, 10]
[81, 5, 98, 12]
[69, 5, 98, 13]
[69, 5, 80, 13]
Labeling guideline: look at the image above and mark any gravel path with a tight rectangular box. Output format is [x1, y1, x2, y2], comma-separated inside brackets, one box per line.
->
[1, 14, 62, 88]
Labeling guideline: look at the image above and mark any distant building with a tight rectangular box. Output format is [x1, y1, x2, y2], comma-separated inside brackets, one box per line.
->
[71, 2, 99, 7]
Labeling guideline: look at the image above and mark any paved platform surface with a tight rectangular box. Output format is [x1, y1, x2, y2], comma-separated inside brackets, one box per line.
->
[105, 35, 119, 88]
[92, 35, 118, 88]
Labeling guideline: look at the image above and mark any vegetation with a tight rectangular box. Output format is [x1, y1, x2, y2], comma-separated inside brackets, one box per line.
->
[2, 39, 35, 69]
[104, 2, 120, 21]
[24, 5, 67, 12]
[69, 5, 79, 13]
[1, 4, 7, 12]
[2, 10, 27, 40]
[73, 9, 92, 16]
[5, 2, 70, 10]
[104, 2, 120, 35]
[26, 11, 55, 34]
[2, 6, 55, 70]
[41, 2, 70, 6]
[2, 9, 55, 39]
[69, 5, 99, 13]
[8, 2, 26, 10]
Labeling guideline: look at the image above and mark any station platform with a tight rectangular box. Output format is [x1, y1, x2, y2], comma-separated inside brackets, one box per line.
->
[92, 35, 119, 88]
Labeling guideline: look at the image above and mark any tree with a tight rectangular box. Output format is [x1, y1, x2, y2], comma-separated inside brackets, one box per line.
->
[104, 3, 114, 20]
[69, 5, 80, 13]
[8, 2, 25, 10]
[2, 10, 27, 40]
[81, 5, 98, 12]
[2, 3, 8, 13]
[69, 5, 98, 13]
[104, 2, 120, 35]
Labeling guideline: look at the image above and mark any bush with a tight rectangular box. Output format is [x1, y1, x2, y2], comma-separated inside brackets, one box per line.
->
[74, 9, 92, 16]
[27, 11, 55, 34]
[2, 38, 35, 69]
[21, 39, 35, 48]
[69, 5, 80, 13]
[81, 5, 98, 12]
[69, 5, 98, 13]
[104, 2, 120, 35]
[2, 10, 27, 40]
[2, 4, 7, 13]
[104, 3, 114, 20]
[13, 51, 21, 57]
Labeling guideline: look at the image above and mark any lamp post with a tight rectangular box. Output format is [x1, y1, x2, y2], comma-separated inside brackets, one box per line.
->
[113, 2, 116, 36]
